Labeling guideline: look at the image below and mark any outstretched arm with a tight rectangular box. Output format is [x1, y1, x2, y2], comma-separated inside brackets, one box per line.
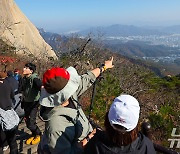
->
[91, 57, 114, 78]
[76, 57, 114, 97]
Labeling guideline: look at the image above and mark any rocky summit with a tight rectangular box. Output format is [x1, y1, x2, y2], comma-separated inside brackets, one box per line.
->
[0, 0, 57, 59]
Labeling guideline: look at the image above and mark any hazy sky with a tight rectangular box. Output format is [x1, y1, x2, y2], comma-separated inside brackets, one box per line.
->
[15, 0, 180, 33]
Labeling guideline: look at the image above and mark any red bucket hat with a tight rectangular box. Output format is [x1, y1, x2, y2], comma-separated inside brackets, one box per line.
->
[40, 67, 81, 107]
[43, 67, 70, 94]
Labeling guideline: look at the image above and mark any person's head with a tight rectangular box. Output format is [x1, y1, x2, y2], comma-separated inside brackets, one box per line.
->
[7, 70, 14, 77]
[39, 67, 81, 108]
[0, 72, 7, 80]
[105, 94, 140, 146]
[23, 63, 36, 76]
[14, 68, 20, 75]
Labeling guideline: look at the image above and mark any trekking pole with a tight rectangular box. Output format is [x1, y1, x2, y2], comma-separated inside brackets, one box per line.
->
[88, 73, 103, 120]
[78, 38, 91, 53]
[14, 98, 22, 111]
[73, 38, 91, 69]
[71, 38, 91, 56]
[88, 78, 104, 130]
[88, 80, 97, 120]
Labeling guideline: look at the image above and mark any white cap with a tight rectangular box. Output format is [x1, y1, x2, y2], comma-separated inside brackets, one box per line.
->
[108, 94, 140, 132]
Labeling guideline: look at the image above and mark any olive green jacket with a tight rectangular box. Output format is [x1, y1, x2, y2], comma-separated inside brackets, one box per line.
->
[22, 73, 41, 102]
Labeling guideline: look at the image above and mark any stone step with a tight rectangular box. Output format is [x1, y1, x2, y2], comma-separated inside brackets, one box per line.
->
[4, 117, 45, 154]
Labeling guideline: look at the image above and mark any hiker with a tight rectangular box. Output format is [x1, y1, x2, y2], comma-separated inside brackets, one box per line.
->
[6, 70, 18, 94]
[13, 68, 23, 93]
[84, 94, 156, 154]
[13, 68, 21, 81]
[0, 72, 18, 154]
[38, 57, 114, 154]
[12, 69, 24, 117]
[21, 63, 42, 145]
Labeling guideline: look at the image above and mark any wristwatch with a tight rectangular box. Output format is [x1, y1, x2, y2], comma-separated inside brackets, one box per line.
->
[99, 64, 106, 73]
[85, 136, 90, 142]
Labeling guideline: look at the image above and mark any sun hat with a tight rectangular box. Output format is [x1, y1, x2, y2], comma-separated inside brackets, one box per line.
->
[40, 66, 81, 107]
[43, 67, 70, 94]
[108, 94, 140, 132]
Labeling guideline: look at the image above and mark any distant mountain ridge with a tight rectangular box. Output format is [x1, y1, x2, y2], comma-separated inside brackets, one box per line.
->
[104, 40, 179, 57]
[77, 24, 180, 37]
[145, 25, 180, 34]
[38, 28, 68, 50]
[38, 27, 180, 59]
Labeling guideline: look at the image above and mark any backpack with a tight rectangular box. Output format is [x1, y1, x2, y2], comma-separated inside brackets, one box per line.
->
[0, 108, 19, 131]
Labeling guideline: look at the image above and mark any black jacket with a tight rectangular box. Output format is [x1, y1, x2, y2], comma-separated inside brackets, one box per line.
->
[84, 129, 156, 154]
[6, 75, 18, 93]
[0, 79, 14, 110]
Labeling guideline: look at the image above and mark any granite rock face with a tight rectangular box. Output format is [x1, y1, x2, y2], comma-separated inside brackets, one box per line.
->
[0, 0, 57, 59]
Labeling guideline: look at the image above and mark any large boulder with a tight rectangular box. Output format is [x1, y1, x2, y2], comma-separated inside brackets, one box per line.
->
[0, 0, 57, 59]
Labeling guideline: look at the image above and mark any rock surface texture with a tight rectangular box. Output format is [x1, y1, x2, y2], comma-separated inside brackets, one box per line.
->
[0, 0, 57, 59]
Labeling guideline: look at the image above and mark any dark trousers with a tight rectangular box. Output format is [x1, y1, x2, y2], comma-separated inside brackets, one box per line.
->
[24, 102, 41, 136]
[0, 127, 18, 154]
[0, 130, 8, 147]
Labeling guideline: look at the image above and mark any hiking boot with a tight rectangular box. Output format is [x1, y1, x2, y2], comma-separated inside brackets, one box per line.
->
[31, 135, 40, 145]
[25, 136, 34, 145]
